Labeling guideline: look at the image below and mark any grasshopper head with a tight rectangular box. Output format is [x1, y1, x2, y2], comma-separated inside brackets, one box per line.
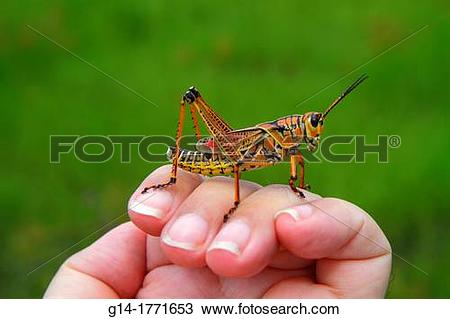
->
[303, 112, 323, 151]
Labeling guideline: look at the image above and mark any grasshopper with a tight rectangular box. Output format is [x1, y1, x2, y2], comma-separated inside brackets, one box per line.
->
[142, 74, 368, 222]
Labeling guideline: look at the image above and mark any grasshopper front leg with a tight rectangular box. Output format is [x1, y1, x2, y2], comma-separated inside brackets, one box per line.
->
[288, 154, 307, 198]
[223, 164, 241, 223]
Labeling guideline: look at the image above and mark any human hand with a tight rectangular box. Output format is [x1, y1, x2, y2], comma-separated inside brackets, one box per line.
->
[45, 165, 391, 298]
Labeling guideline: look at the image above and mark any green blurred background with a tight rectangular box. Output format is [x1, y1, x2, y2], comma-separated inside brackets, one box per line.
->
[1, 0, 449, 298]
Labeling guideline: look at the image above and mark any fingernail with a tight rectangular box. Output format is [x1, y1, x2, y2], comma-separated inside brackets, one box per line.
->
[208, 220, 251, 255]
[128, 191, 173, 219]
[162, 213, 209, 251]
[275, 204, 314, 221]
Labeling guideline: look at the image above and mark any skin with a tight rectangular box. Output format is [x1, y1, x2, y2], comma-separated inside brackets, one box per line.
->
[45, 165, 392, 298]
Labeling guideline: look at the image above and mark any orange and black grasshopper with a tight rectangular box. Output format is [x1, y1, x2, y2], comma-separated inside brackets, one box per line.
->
[142, 74, 368, 222]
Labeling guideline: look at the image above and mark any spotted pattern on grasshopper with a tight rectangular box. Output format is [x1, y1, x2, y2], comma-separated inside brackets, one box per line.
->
[143, 74, 368, 222]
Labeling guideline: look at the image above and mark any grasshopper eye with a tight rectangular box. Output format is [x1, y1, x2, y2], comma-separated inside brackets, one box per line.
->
[310, 114, 320, 127]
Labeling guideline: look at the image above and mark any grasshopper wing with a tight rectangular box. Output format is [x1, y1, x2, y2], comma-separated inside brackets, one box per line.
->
[193, 97, 274, 162]
[224, 127, 281, 162]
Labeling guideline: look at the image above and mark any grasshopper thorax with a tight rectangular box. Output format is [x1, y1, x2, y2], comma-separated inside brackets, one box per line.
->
[261, 113, 323, 151]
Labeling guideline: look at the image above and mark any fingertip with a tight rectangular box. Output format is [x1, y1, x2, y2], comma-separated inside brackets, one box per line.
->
[206, 219, 277, 277]
[205, 250, 244, 277]
[128, 165, 203, 236]
[156, 177, 261, 269]
[206, 244, 274, 278]
[275, 200, 358, 259]
[128, 210, 166, 236]
[160, 213, 211, 268]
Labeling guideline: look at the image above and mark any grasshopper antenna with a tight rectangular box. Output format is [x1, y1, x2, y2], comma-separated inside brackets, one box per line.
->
[321, 74, 369, 120]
